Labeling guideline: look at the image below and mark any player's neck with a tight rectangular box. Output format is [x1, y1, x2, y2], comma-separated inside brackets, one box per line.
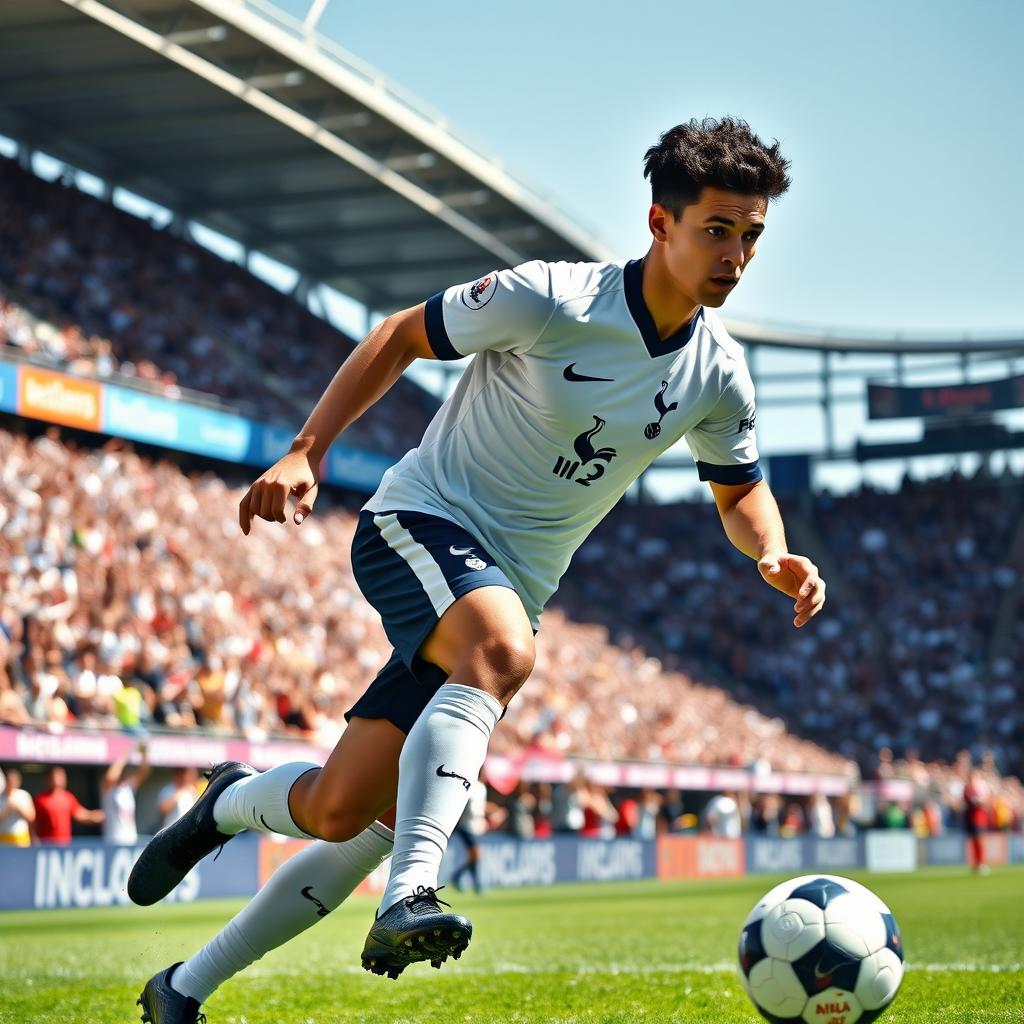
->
[640, 248, 700, 340]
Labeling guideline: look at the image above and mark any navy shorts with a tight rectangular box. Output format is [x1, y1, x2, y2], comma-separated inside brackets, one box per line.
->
[345, 509, 519, 734]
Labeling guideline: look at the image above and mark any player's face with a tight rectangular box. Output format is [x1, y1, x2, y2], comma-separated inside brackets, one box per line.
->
[651, 187, 767, 308]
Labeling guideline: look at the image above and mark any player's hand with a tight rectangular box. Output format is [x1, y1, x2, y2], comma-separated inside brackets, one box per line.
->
[757, 552, 826, 628]
[239, 450, 320, 535]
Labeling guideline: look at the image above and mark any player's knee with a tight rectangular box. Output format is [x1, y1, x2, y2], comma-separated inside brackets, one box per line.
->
[462, 634, 535, 701]
[310, 804, 375, 844]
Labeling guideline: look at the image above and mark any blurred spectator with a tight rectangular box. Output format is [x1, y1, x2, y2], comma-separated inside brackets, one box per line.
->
[100, 741, 150, 845]
[33, 766, 104, 844]
[635, 788, 663, 838]
[702, 791, 742, 838]
[963, 770, 991, 873]
[156, 766, 199, 829]
[0, 766, 35, 846]
[579, 782, 618, 839]
[450, 777, 487, 894]
[808, 792, 836, 838]
[750, 794, 782, 835]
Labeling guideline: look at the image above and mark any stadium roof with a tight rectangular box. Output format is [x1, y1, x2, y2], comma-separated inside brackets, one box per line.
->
[0, 0, 614, 312]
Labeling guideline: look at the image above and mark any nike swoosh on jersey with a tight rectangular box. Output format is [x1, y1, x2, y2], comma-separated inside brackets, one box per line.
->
[563, 362, 614, 383]
[449, 545, 474, 556]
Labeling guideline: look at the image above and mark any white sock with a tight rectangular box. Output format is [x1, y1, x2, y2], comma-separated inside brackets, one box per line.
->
[380, 683, 501, 913]
[213, 762, 319, 839]
[172, 822, 394, 1004]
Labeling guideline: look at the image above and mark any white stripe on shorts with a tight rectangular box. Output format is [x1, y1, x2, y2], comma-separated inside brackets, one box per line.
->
[373, 512, 456, 618]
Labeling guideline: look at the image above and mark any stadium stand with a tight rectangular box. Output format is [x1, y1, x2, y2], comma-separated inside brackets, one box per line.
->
[2, 427, 1022, 830]
[0, 157, 439, 455]
[558, 475, 1024, 779]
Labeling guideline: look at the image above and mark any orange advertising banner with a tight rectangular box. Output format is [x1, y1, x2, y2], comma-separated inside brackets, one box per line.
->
[657, 836, 745, 880]
[17, 366, 102, 431]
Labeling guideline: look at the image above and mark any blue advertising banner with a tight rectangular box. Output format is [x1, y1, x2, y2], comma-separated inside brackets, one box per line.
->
[2, 359, 397, 493]
[326, 445, 393, 492]
[807, 837, 861, 871]
[0, 836, 259, 911]
[747, 837, 804, 874]
[444, 835, 657, 890]
[920, 835, 966, 866]
[1009, 835, 1024, 864]
[0, 361, 17, 413]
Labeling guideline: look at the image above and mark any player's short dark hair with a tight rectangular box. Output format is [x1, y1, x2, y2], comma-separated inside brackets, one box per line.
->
[643, 117, 792, 217]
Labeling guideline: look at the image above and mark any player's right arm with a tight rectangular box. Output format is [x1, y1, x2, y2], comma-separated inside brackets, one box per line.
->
[239, 261, 555, 534]
[239, 303, 435, 534]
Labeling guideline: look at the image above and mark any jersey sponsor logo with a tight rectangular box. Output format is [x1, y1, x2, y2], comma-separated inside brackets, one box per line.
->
[436, 764, 472, 790]
[552, 415, 618, 487]
[739, 415, 756, 432]
[301, 885, 331, 917]
[460, 274, 497, 310]
[644, 380, 679, 439]
[563, 362, 614, 383]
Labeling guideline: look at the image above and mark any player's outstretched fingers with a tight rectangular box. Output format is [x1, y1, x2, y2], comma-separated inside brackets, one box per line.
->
[239, 486, 255, 535]
[257, 482, 282, 523]
[294, 481, 318, 525]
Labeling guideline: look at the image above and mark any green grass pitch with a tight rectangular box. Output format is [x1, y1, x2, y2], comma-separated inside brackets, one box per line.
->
[1, 867, 1021, 1023]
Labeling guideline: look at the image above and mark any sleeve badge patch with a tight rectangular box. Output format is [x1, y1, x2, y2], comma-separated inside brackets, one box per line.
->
[460, 274, 498, 310]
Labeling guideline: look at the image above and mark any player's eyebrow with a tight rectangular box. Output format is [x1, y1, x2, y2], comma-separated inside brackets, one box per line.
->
[705, 215, 765, 233]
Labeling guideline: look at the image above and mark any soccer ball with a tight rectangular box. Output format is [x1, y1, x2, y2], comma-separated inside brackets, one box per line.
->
[738, 874, 904, 1024]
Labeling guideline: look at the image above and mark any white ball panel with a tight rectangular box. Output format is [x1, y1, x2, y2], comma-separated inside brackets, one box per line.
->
[854, 948, 904, 1010]
[749, 958, 808, 1017]
[824, 893, 887, 957]
[801, 987, 862, 1024]
[822, 876, 891, 915]
[762, 899, 827, 961]
[744, 876, 817, 927]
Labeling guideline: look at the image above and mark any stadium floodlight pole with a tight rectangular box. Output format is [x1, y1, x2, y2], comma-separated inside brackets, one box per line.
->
[303, 0, 331, 32]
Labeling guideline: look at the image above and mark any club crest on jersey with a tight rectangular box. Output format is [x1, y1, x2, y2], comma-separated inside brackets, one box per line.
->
[553, 415, 617, 487]
[460, 274, 497, 310]
[465, 556, 487, 571]
[644, 380, 678, 439]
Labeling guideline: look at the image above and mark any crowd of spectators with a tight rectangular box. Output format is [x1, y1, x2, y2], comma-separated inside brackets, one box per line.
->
[1, 427, 1023, 824]
[557, 470, 1024, 783]
[0, 428, 851, 777]
[6, 758, 1018, 846]
[0, 157, 438, 454]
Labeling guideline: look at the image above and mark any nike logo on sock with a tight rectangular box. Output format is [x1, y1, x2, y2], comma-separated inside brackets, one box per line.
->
[436, 764, 471, 790]
[300, 885, 331, 917]
[563, 362, 614, 383]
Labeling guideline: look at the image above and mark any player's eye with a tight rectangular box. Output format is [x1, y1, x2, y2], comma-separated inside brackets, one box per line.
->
[706, 227, 725, 237]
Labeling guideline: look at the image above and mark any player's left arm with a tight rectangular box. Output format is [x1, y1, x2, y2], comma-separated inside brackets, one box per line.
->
[709, 479, 826, 628]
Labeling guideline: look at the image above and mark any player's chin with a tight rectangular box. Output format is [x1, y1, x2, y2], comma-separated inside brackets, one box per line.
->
[700, 278, 740, 306]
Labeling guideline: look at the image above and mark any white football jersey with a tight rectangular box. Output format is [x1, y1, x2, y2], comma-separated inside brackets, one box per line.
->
[364, 258, 760, 625]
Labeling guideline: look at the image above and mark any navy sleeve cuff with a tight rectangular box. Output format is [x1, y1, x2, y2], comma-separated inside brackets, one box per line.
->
[424, 293, 461, 360]
[696, 460, 763, 484]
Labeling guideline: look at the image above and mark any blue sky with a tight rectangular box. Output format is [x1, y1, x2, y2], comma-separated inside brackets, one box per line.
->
[277, 0, 1024, 337]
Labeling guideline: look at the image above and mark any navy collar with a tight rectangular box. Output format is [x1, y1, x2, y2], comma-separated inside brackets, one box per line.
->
[623, 257, 702, 358]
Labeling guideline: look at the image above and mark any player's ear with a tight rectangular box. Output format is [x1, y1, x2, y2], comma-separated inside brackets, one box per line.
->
[648, 204, 671, 242]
